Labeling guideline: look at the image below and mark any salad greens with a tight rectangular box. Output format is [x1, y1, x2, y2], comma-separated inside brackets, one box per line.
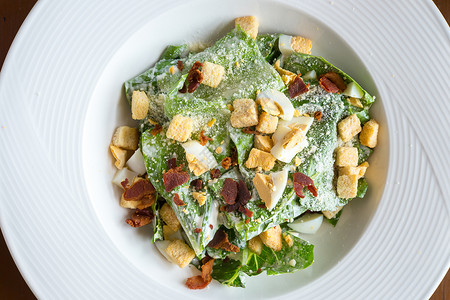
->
[116, 19, 378, 289]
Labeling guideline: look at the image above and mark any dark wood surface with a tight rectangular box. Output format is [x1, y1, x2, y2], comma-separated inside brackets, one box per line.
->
[0, 0, 448, 299]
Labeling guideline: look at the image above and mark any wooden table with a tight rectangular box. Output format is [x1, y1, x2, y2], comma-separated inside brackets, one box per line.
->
[1, 0, 449, 299]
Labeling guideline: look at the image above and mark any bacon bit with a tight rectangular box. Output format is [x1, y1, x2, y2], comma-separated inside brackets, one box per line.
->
[168, 157, 177, 169]
[209, 224, 213, 230]
[207, 229, 240, 252]
[292, 172, 318, 198]
[314, 111, 322, 121]
[257, 268, 262, 274]
[288, 75, 309, 98]
[245, 218, 250, 224]
[221, 157, 232, 170]
[163, 167, 190, 192]
[178, 85, 187, 93]
[320, 72, 347, 92]
[257, 204, 266, 209]
[230, 147, 239, 166]
[318, 76, 339, 93]
[239, 206, 253, 218]
[242, 127, 260, 135]
[123, 179, 156, 201]
[194, 228, 202, 233]
[190, 179, 203, 191]
[210, 168, 221, 179]
[220, 178, 238, 205]
[223, 180, 252, 215]
[199, 130, 212, 146]
[185, 61, 204, 93]
[185, 257, 215, 290]
[173, 193, 186, 206]
[177, 60, 184, 71]
[126, 208, 154, 228]
[120, 178, 129, 189]
[150, 124, 163, 136]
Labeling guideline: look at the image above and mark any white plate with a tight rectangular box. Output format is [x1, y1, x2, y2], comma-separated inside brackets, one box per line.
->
[0, 0, 449, 299]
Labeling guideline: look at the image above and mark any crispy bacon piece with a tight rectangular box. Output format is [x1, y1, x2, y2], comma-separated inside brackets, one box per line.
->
[178, 85, 187, 93]
[186, 61, 204, 93]
[168, 157, 177, 169]
[177, 60, 184, 71]
[220, 178, 238, 205]
[319, 76, 339, 93]
[126, 208, 154, 228]
[221, 157, 232, 170]
[239, 206, 253, 218]
[163, 167, 190, 192]
[288, 75, 309, 98]
[242, 127, 260, 135]
[150, 124, 163, 136]
[185, 257, 215, 290]
[123, 179, 156, 201]
[292, 172, 318, 198]
[194, 228, 202, 233]
[199, 130, 212, 146]
[321, 72, 346, 92]
[207, 229, 240, 252]
[120, 178, 129, 189]
[209, 224, 213, 230]
[173, 193, 186, 206]
[222, 180, 252, 217]
[210, 168, 221, 179]
[314, 111, 322, 121]
[190, 179, 203, 191]
[236, 180, 252, 207]
[230, 147, 239, 166]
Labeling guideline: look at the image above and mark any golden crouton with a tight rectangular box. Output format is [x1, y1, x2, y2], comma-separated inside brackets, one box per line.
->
[245, 148, 276, 171]
[165, 239, 196, 268]
[360, 119, 379, 148]
[283, 233, 294, 247]
[160, 203, 180, 231]
[248, 236, 263, 255]
[256, 97, 281, 116]
[201, 61, 225, 88]
[291, 36, 312, 54]
[347, 97, 363, 108]
[274, 60, 297, 85]
[186, 154, 209, 176]
[110, 145, 127, 169]
[131, 90, 150, 120]
[335, 147, 358, 167]
[322, 206, 343, 219]
[119, 193, 153, 210]
[254, 135, 274, 152]
[259, 225, 282, 251]
[337, 174, 358, 199]
[339, 161, 369, 178]
[235, 16, 259, 39]
[253, 173, 274, 208]
[166, 114, 193, 142]
[338, 114, 361, 142]
[282, 124, 307, 149]
[256, 112, 278, 134]
[112, 126, 139, 150]
[192, 191, 207, 206]
[230, 98, 259, 128]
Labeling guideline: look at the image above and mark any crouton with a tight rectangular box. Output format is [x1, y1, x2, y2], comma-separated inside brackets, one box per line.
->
[360, 119, 379, 148]
[245, 148, 276, 171]
[112, 126, 139, 150]
[160, 203, 180, 231]
[131, 90, 149, 120]
[256, 112, 278, 134]
[201, 61, 225, 88]
[256, 97, 281, 116]
[110, 145, 127, 169]
[283, 233, 294, 247]
[166, 114, 193, 142]
[335, 147, 358, 167]
[230, 98, 259, 128]
[192, 191, 207, 206]
[259, 225, 282, 251]
[282, 124, 307, 149]
[253, 173, 274, 208]
[322, 206, 343, 219]
[119, 193, 153, 210]
[339, 161, 369, 178]
[248, 236, 263, 255]
[235, 16, 259, 39]
[291, 36, 312, 54]
[337, 174, 358, 199]
[254, 135, 274, 152]
[347, 97, 363, 108]
[274, 60, 297, 85]
[338, 114, 361, 142]
[165, 239, 196, 268]
[186, 154, 209, 176]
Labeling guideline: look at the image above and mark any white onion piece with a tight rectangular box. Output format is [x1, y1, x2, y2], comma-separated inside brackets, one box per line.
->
[288, 213, 323, 234]
[257, 89, 294, 121]
[343, 82, 364, 99]
[112, 167, 138, 188]
[182, 140, 218, 170]
[126, 148, 147, 175]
